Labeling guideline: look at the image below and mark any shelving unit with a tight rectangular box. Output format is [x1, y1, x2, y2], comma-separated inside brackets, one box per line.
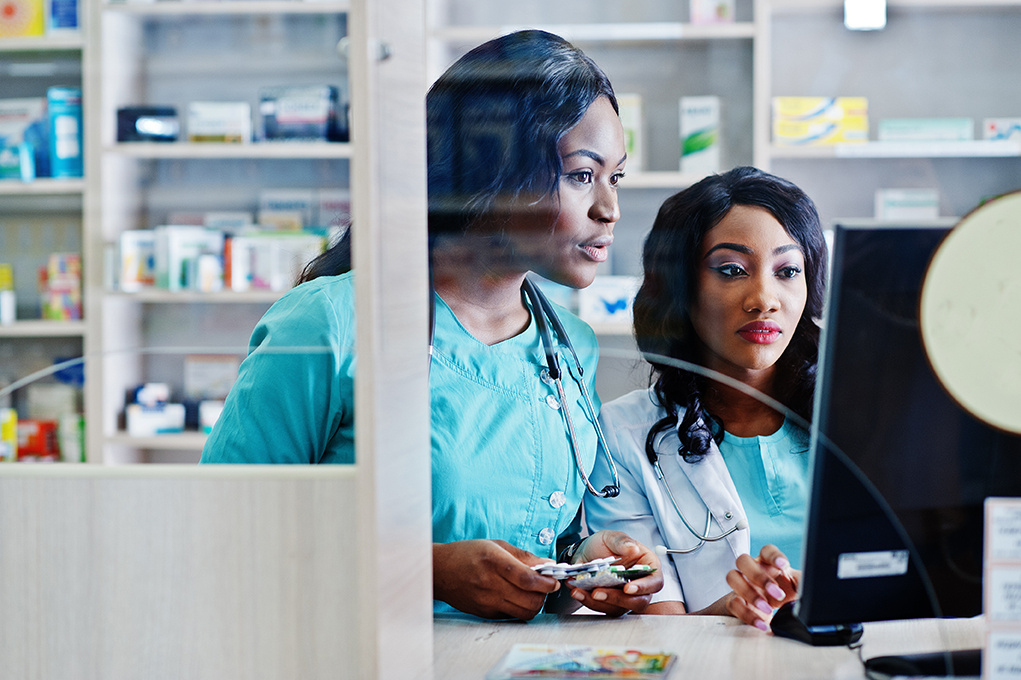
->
[108, 289, 285, 303]
[0, 26, 88, 457]
[104, 0, 350, 15]
[105, 430, 207, 450]
[83, 0, 353, 463]
[0, 320, 86, 338]
[0, 179, 86, 195]
[760, 0, 1021, 226]
[769, 140, 1021, 159]
[427, 4, 760, 193]
[429, 21, 756, 44]
[621, 170, 709, 189]
[0, 35, 85, 51]
[106, 141, 353, 159]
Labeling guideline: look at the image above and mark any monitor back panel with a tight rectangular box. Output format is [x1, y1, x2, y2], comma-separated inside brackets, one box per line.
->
[799, 222, 1021, 626]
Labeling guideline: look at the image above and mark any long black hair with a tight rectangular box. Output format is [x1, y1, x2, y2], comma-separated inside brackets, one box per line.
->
[299, 29, 617, 283]
[635, 166, 827, 463]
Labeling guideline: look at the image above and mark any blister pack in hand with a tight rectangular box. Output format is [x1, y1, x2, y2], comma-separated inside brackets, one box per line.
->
[531, 557, 655, 590]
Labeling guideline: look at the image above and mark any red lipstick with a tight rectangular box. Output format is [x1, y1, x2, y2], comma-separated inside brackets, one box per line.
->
[738, 320, 781, 344]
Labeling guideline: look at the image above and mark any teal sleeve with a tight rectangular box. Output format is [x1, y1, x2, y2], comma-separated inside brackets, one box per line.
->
[200, 277, 356, 464]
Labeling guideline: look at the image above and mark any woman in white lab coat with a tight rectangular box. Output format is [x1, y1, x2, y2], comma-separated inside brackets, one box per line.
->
[585, 167, 828, 630]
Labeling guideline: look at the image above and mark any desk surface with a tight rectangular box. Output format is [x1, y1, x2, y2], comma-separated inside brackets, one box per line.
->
[434, 613, 984, 679]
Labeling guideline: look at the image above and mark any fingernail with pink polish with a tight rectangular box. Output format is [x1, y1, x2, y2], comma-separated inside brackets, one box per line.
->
[755, 599, 772, 615]
[767, 583, 785, 600]
[775, 557, 790, 570]
[754, 619, 769, 632]
[592, 591, 608, 601]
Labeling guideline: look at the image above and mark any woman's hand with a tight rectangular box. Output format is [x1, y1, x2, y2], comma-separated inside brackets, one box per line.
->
[566, 531, 663, 616]
[433, 540, 560, 620]
[725, 544, 800, 631]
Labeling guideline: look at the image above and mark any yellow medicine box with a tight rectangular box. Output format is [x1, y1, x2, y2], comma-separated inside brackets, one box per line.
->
[772, 97, 869, 146]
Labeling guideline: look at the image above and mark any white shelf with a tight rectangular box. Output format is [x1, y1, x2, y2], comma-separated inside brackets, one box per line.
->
[0, 178, 86, 195]
[431, 21, 756, 44]
[0, 320, 86, 338]
[107, 431, 207, 450]
[0, 34, 84, 52]
[770, 140, 1021, 160]
[103, 1, 349, 15]
[621, 171, 706, 190]
[589, 322, 632, 336]
[106, 142, 353, 160]
[771, 0, 1021, 12]
[110, 290, 286, 303]
[145, 53, 343, 78]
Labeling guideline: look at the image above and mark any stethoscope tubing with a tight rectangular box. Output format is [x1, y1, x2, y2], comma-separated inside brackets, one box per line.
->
[427, 278, 621, 500]
[653, 458, 747, 554]
[523, 278, 620, 499]
[649, 430, 748, 554]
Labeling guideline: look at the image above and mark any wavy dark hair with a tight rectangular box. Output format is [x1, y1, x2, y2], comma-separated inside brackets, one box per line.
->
[636, 166, 827, 463]
[300, 29, 617, 283]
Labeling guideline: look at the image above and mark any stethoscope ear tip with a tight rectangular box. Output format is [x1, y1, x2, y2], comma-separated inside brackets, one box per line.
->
[655, 544, 669, 556]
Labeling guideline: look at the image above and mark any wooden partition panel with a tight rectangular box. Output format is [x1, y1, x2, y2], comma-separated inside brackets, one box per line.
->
[0, 466, 359, 680]
[349, 0, 434, 678]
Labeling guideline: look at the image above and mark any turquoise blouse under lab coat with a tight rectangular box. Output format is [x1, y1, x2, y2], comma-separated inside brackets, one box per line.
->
[202, 271, 600, 562]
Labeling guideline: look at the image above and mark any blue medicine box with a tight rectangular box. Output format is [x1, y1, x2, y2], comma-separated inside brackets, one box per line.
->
[47, 87, 83, 178]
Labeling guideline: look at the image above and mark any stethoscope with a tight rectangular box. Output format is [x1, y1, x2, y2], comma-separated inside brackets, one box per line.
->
[428, 277, 620, 499]
[646, 429, 747, 555]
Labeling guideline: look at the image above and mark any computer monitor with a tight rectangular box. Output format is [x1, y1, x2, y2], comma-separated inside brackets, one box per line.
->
[794, 219, 1021, 628]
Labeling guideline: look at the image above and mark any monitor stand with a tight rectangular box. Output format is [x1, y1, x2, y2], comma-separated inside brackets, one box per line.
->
[770, 602, 863, 646]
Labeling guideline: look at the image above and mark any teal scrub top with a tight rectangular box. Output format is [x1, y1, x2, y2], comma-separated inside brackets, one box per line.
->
[202, 272, 601, 561]
[429, 293, 599, 559]
[718, 419, 810, 569]
[201, 273, 357, 465]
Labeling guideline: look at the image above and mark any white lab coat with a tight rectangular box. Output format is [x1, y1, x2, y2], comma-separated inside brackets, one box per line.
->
[585, 387, 750, 612]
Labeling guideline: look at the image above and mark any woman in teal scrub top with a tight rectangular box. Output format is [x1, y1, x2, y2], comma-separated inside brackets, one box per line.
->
[202, 30, 662, 621]
[584, 167, 828, 629]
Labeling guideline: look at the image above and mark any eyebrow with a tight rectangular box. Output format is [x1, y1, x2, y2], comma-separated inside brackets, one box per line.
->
[704, 242, 803, 258]
[562, 149, 628, 167]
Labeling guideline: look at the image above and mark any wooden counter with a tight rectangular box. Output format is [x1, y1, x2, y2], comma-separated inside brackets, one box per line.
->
[434, 612, 984, 679]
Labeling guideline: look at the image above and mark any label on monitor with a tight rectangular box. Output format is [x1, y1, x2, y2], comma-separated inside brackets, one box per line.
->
[836, 550, 909, 579]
